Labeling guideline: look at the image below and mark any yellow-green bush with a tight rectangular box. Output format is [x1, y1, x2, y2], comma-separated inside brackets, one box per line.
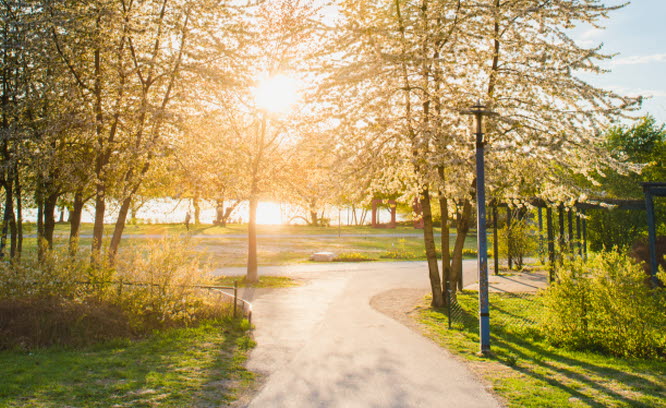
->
[115, 237, 221, 330]
[0, 238, 231, 349]
[540, 251, 666, 358]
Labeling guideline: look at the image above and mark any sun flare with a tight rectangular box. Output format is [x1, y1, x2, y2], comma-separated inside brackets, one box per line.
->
[253, 74, 300, 114]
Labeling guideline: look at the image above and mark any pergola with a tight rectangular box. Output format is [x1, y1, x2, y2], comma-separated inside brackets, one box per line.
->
[489, 198, 647, 282]
[643, 182, 666, 286]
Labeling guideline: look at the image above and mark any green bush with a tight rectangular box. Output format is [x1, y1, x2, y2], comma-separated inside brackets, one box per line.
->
[539, 250, 666, 358]
[0, 238, 232, 349]
[587, 208, 647, 251]
[495, 218, 538, 269]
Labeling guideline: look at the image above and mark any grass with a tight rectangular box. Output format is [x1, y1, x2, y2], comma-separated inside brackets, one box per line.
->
[50, 222, 442, 237]
[0, 319, 256, 407]
[33, 223, 479, 267]
[417, 292, 666, 408]
[214, 275, 300, 288]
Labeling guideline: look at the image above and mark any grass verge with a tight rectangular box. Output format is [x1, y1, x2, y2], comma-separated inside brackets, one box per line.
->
[0, 319, 255, 407]
[214, 275, 300, 288]
[416, 292, 666, 408]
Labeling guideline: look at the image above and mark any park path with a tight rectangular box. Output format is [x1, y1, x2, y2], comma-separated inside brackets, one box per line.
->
[215, 261, 502, 408]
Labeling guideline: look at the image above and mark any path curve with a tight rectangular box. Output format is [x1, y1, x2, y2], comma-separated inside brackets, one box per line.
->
[226, 261, 502, 408]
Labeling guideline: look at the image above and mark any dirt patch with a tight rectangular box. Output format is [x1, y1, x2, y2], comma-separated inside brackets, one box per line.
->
[369, 288, 429, 332]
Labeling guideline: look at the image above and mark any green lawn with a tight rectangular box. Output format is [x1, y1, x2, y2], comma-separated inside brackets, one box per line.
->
[417, 292, 666, 408]
[32, 223, 479, 267]
[0, 320, 256, 407]
[50, 222, 439, 236]
[214, 275, 300, 288]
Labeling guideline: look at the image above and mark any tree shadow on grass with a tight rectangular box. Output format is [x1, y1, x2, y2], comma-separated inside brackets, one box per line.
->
[0, 320, 253, 407]
[424, 295, 666, 408]
[493, 333, 665, 407]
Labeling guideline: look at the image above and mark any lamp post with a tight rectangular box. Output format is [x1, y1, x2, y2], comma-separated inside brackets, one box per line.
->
[461, 102, 497, 354]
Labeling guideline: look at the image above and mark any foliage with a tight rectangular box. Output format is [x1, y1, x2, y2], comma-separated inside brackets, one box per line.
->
[380, 250, 419, 260]
[586, 115, 666, 250]
[418, 292, 666, 408]
[114, 238, 222, 331]
[496, 217, 538, 269]
[0, 239, 234, 349]
[587, 208, 648, 251]
[0, 320, 255, 407]
[540, 251, 666, 358]
[333, 252, 375, 262]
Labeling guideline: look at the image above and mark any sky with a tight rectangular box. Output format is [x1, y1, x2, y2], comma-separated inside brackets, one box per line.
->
[577, 0, 666, 124]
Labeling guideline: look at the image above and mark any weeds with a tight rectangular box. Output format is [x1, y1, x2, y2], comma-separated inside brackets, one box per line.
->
[0, 238, 237, 350]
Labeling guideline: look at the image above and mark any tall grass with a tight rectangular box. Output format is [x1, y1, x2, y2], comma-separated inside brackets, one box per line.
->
[0, 238, 234, 350]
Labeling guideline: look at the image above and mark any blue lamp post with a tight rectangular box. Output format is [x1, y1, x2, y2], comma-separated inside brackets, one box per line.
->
[461, 102, 497, 354]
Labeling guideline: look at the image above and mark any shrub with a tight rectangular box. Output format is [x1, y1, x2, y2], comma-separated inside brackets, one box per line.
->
[587, 208, 647, 251]
[333, 252, 374, 262]
[539, 251, 666, 358]
[380, 250, 419, 259]
[115, 238, 222, 330]
[495, 218, 538, 269]
[0, 238, 233, 349]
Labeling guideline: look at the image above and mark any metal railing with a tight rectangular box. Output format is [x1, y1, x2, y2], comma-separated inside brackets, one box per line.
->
[22, 279, 254, 324]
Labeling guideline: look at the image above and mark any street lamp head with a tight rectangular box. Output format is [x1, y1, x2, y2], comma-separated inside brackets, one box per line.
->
[460, 101, 498, 145]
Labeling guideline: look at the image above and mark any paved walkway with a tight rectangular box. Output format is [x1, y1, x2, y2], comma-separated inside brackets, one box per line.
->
[221, 261, 503, 407]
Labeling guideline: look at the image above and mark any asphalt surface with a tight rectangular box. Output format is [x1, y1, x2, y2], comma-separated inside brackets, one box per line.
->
[214, 261, 501, 408]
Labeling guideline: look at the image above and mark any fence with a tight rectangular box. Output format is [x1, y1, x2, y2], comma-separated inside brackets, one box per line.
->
[74, 279, 253, 323]
[445, 288, 542, 335]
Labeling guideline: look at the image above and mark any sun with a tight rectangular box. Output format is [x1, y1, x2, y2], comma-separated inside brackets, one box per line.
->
[253, 74, 300, 114]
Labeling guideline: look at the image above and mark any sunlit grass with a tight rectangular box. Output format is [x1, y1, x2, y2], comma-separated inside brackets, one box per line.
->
[214, 275, 300, 288]
[416, 292, 666, 407]
[49, 222, 456, 236]
[0, 320, 256, 407]
[26, 223, 479, 267]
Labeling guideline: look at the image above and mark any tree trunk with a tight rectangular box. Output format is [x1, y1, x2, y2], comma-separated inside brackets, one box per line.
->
[440, 195, 451, 299]
[192, 194, 201, 225]
[91, 186, 106, 259]
[450, 198, 474, 295]
[421, 188, 444, 307]
[247, 197, 258, 282]
[69, 191, 84, 255]
[14, 170, 22, 258]
[215, 200, 224, 225]
[108, 195, 132, 263]
[223, 203, 236, 225]
[438, 167, 451, 300]
[36, 186, 46, 261]
[0, 181, 16, 259]
[44, 192, 59, 249]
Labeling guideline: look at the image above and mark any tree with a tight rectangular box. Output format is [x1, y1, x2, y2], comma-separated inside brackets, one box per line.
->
[324, 0, 638, 306]
[588, 115, 666, 250]
[45, 0, 251, 262]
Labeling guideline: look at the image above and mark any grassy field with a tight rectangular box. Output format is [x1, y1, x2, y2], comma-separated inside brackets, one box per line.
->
[49, 222, 437, 236]
[0, 320, 256, 407]
[32, 223, 478, 267]
[417, 292, 666, 407]
[214, 276, 301, 288]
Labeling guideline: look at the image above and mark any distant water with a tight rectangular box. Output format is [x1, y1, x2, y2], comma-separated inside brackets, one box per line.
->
[21, 199, 401, 226]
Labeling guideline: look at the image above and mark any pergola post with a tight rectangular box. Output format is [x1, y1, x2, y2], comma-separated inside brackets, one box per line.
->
[643, 182, 666, 287]
[546, 207, 555, 283]
[493, 206, 499, 275]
